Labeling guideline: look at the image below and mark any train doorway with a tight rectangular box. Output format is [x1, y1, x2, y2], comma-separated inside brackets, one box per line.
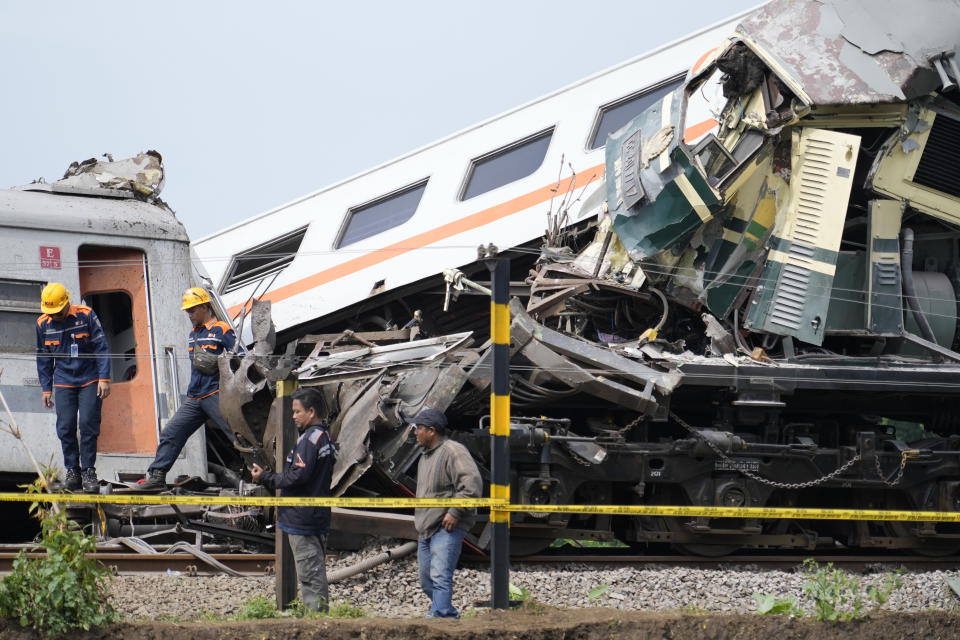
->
[78, 246, 160, 454]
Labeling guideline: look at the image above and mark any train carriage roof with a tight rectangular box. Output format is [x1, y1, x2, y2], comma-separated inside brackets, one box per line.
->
[737, 0, 960, 105]
[0, 188, 188, 243]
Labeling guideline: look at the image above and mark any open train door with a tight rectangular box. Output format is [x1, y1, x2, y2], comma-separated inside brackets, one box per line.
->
[78, 246, 160, 454]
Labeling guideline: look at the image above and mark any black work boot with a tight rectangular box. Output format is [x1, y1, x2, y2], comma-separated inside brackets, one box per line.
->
[81, 468, 99, 494]
[138, 469, 167, 491]
[63, 468, 82, 492]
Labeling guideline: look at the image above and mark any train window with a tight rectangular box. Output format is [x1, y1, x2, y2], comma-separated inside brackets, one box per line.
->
[0, 314, 37, 353]
[221, 227, 308, 293]
[0, 280, 43, 353]
[459, 129, 554, 201]
[587, 75, 684, 150]
[336, 180, 428, 248]
[86, 291, 137, 382]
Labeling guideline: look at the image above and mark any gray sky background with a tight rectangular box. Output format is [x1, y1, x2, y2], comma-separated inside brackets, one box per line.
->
[2, 1, 759, 241]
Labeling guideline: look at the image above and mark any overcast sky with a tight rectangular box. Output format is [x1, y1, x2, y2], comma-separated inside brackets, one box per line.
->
[2, 1, 760, 241]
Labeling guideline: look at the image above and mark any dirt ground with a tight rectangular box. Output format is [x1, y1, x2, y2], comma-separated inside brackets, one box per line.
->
[0, 609, 958, 640]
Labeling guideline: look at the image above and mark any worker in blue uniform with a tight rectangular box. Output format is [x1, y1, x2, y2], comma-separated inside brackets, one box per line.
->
[251, 387, 336, 612]
[138, 287, 237, 490]
[36, 283, 111, 493]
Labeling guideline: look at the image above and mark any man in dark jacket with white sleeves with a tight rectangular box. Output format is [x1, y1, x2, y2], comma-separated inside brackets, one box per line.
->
[251, 388, 335, 612]
[410, 407, 483, 619]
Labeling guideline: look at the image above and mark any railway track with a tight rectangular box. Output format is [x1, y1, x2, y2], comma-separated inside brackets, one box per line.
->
[0, 550, 949, 574]
[498, 553, 960, 571]
[0, 551, 275, 576]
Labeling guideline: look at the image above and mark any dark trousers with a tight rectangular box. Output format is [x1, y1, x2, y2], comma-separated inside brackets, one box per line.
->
[288, 533, 329, 612]
[148, 394, 234, 473]
[55, 384, 102, 472]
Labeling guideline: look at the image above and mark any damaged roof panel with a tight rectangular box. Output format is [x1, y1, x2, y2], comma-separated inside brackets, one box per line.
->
[737, 0, 959, 104]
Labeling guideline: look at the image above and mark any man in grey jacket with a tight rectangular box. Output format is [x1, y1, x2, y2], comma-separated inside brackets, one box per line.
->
[410, 407, 482, 619]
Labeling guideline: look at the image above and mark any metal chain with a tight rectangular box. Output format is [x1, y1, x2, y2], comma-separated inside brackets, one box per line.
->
[669, 411, 862, 490]
[619, 414, 645, 435]
[874, 451, 909, 487]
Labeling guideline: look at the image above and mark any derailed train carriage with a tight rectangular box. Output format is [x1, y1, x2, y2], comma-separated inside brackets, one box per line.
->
[214, 0, 960, 556]
[0, 154, 259, 543]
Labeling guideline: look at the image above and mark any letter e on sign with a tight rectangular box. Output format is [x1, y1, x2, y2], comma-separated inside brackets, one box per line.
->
[40, 246, 61, 269]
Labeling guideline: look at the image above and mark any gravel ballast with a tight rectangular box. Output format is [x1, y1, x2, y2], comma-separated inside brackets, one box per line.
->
[107, 541, 960, 620]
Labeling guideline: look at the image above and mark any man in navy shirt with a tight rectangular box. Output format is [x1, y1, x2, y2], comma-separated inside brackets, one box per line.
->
[252, 387, 335, 612]
[36, 283, 111, 493]
[139, 287, 237, 490]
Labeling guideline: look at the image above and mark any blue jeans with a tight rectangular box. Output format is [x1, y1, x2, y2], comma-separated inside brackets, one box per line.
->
[55, 383, 102, 472]
[148, 394, 234, 472]
[418, 526, 466, 618]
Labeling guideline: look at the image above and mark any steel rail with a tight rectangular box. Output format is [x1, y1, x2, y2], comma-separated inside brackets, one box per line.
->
[3, 548, 958, 574]
[489, 553, 960, 571]
[0, 552, 275, 576]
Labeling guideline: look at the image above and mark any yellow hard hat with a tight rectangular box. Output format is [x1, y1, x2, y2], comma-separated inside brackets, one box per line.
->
[181, 286, 212, 310]
[40, 283, 70, 314]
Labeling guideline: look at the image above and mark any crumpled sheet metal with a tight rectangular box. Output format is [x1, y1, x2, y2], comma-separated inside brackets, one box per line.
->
[329, 371, 399, 495]
[328, 359, 471, 495]
[296, 332, 473, 382]
[217, 355, 269, 449]
[737, 0, 958, 105]
[49, 151, 166, 199]
[510, 299, 681, 413]
[217, 299, 278, 461]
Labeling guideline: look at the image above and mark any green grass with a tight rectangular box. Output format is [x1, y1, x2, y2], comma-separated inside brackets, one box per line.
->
[549, 538, 629, 549]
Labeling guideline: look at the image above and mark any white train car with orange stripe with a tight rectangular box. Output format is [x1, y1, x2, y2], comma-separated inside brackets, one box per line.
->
[192, 13, 749, 341]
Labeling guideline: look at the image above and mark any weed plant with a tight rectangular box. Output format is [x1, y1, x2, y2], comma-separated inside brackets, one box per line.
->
[753, 558, 903, 621]
[236, 594, 279, 620]
[0, 474, 117, 636]
[239, 596, 367, 620]
[800, 558, 903, 621]
[509, 583, 531, 606]
[587, 583, 609, 601]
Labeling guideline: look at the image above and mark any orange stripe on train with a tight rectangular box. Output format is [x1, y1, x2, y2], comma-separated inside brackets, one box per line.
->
[228, 164, 606, 317]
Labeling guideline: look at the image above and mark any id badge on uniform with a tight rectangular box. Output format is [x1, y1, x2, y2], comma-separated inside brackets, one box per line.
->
[70, 343, 79, 358]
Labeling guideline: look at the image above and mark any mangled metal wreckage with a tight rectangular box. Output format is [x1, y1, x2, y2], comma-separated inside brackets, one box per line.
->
[208, 0, 960, 556]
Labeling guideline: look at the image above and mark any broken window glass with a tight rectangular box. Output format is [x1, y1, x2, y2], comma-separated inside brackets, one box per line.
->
[693, 135, 736, 186]
[683, 68, 726, 146]
[731, 129, 765, 164]
[588, 76, 684, 150]
[460, 129, 553, 200]
[337, 180, 428, 248]
[691, 125, 766, 188]
[222, 226, 308, 293]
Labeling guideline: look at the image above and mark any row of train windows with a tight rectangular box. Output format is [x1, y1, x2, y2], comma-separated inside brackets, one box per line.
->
[221, 75, 683, 294]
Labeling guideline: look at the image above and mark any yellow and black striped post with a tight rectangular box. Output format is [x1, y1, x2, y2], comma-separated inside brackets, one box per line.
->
[487, 254, 511, 609]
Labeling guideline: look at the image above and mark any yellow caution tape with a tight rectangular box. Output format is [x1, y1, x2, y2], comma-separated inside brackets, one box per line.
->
[0, 492, 958, 522]
[501, 504, 960, 522]
[0, 493, 496, 508]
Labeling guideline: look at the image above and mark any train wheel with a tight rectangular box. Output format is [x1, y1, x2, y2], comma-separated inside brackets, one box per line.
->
[670, 532, 742, 557]
[644, 487, 742, 557]
[884, 490, 960, 557]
